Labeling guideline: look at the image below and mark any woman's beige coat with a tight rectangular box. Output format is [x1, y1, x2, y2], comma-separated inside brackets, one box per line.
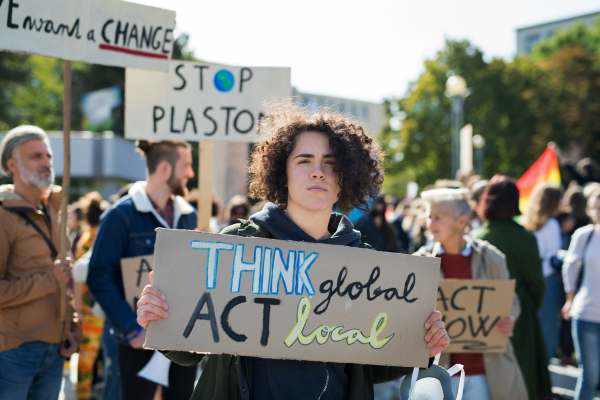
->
[414, 236, 529, 400]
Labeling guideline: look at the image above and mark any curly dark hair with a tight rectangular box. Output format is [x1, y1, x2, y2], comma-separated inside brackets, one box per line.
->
[248, 102, 384, 212]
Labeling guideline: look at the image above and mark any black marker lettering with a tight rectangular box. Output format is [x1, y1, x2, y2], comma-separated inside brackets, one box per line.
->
[170, 107, 180, 133]
[468, 315, 500, 337]
[183, 109, 197, 134]
[183, 292, 219, 342]
[151, 26, 162, 50]
[127, 24, 139, 48]
[162, 28, 172, 54]
[450, 286, 467, 311]
[437, 287, 449, 312]
[194, 65, 209, 90]
[446, 317, 466, 339]
[114, 21, 129, 46]
[472, 286, 495, 314]
[314, 267, 417, 315]
[136, 258, 152, 287]
[153, 106, 165, 133]
[22, 17, 41, 31]
[203, 107, 217, 136]
[220, 296, 247, 342]
[173, 64, 186, 90]
[6, 0, 19, 29]
[101, 19, 113, 44]
[254, 298, 281, 346]
[140, 26, 153, 49]
[233, 110, 254, 134]
[86, 29, 95, 42]
[239, 67, 252, 93]
[221, 107, 235, 135]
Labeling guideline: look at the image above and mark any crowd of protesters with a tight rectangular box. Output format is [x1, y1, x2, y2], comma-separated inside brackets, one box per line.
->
[1, 118, 600, 400]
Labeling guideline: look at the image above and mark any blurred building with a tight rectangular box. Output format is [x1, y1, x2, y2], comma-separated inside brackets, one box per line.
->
[293, 89, 386, 135]
[517, 11, 600, 54]
[0, 131, 144, 200]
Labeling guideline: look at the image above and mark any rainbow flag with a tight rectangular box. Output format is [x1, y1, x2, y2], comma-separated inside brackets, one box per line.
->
[516, 147, 561, 213]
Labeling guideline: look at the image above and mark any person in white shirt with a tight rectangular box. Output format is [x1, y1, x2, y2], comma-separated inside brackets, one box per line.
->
[520, 182, 564, 360]
[562, 189, 600, 400]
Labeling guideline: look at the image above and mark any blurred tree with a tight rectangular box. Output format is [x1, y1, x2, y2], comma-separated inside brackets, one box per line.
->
[382, 40, 541, 196]
[0, 52, 32, 130]
[532, 18, 600, 59]
[381, 32, 600, 197]
[2, 34, 197, 134]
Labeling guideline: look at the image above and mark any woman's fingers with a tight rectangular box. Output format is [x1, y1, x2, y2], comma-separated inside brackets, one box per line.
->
[427, 324, 448, 348]
[137, 293, 169, 311]
[138, 303, 169, 318]
[425, 319, 445, 343]
[140, 284, 166, 300]
[424, 310, 442, 330]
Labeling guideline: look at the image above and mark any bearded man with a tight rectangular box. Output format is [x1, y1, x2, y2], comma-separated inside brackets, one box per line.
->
[87, 140, 198, 400]
[0, 125, 81, 400]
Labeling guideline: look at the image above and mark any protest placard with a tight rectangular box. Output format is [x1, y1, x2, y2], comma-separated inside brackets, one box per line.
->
[0, 0, 175, 71]
[437, 279, 516, 353]
[121, 255, 154, 312]
[144, 229, 441, 368]
[124, 61, 292, 142]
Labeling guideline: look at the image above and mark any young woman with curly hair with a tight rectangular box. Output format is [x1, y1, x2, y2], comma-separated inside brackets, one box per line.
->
[136, 103, 450, 400]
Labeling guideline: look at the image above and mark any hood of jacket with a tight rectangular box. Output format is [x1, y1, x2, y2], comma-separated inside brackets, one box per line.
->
[128, 181, 195, 229]
[249, 202, 362, 247]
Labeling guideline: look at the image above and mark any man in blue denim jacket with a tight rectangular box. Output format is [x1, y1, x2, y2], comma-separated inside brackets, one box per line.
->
[87, 140, 198, 400]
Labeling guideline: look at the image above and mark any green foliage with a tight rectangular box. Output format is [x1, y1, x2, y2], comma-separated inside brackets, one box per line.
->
[532, 18, 600, 60]
[0, 52, 32, 130]
[1, 34, 197, 134]
[6, 55, 64, 130]
[382, 30, 600, 197]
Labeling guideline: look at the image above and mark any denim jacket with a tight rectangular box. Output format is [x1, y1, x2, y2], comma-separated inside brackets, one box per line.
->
[87, 181, 196, 343]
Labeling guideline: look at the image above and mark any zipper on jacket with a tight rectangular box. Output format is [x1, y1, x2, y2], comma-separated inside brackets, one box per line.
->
[317, 362, 330, 400]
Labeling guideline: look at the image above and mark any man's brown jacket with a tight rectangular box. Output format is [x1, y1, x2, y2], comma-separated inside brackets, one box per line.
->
[0, 184, 81, 352]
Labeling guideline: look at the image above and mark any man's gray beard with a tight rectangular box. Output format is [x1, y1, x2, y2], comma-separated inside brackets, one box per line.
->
[17, 158, 55, 189]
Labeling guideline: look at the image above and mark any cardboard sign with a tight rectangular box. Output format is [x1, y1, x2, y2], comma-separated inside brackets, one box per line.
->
[121, 255, 154, 312]
[125, 61, 292, 142]
[437, 279, 516, 353]
[0, 0, 175, 71]
[144, 229, 440, 368]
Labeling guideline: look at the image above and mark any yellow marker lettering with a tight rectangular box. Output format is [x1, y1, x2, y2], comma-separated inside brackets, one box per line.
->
[284, 297, 394, 349]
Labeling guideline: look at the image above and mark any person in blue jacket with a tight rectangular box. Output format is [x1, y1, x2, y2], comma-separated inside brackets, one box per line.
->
[136, 103, 450, 400]
[87, 140, 198, 400]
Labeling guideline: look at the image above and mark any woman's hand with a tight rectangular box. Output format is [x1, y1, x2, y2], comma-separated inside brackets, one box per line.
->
[136, 271, 169, 329]
[424, 310, 449, 358]
[562, 300, 572, 320]
[497, 316, 515, 336]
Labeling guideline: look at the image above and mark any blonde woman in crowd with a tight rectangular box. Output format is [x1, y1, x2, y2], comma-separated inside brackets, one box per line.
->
[520, 183, 564, 360]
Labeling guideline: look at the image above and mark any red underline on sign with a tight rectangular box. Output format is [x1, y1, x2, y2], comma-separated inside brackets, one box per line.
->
[98, 44, 168, 60]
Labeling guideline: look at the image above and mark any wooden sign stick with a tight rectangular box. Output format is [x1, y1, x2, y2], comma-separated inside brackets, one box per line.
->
[197, 141, 214, 231]
[58, 60, 72, 321]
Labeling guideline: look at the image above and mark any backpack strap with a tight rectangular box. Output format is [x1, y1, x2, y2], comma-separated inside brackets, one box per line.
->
[16, 211, 58, 259]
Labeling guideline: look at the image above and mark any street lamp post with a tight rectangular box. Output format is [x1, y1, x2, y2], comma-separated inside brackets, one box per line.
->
[472, 134, 486, 176]
[445, 75, 470, 179]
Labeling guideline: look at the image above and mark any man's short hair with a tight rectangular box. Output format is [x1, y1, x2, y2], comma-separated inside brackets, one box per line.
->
[136, 140, 191, 174]
[0, 125, 50, 176]
[421, 188, 472, 218]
